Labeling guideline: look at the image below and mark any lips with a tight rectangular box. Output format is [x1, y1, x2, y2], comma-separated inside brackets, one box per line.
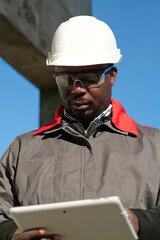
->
[73, 100, 90, 105]
[70, 100, 91, 110]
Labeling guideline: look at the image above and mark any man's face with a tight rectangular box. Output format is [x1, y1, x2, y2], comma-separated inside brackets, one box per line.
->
[55, 64, 117, 128]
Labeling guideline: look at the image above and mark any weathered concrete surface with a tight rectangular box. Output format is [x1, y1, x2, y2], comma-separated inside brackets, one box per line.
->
[0, 0, 91, 125]
[0, 0, 91, 56]
[0, 14, 55, 89]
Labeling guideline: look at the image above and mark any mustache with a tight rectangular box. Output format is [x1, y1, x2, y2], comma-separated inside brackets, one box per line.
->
[70, 96, 91, 104]
[71, 94, 85, 100]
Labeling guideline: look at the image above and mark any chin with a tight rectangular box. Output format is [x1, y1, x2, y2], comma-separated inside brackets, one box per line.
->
[72, 109, 100, 123]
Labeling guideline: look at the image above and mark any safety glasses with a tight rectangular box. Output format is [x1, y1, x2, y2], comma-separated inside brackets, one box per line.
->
[54, 65, 114, 90]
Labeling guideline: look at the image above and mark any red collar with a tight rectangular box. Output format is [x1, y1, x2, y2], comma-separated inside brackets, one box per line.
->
[33, 99, 138, 136]
[110, 99, 138, 136]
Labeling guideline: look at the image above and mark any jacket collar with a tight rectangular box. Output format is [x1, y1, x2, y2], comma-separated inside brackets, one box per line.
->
[110, 99, 138, 136]
[33, 99, 138, 136]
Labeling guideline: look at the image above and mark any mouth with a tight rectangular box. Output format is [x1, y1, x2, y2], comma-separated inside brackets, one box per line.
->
[71, 101, 91, 110]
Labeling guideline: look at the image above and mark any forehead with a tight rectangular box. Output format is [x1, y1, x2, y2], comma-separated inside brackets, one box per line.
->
[55, 64, 111, 73]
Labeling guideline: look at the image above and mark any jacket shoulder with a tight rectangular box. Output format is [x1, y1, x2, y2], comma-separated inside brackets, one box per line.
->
[1, 130, 38, 158]
[11, 130, 37, 145]
[136, 123, 160, 137]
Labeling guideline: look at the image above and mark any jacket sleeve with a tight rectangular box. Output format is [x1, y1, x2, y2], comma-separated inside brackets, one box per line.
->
[0, 219, 18, 240]
[0, 142, 19, 239]
[132, 206, 160, 240]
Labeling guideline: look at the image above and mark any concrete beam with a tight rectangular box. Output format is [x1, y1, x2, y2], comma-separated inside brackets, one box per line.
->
[0, 0, 91, 57]
[0, 14, 55, 89]
[0, 0, 91, 125]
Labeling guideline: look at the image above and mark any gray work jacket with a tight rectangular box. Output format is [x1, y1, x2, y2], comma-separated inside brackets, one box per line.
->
[0, 99, 160, 240]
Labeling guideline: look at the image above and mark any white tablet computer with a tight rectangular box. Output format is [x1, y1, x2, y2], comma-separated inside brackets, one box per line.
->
[10, 196, 138, 240]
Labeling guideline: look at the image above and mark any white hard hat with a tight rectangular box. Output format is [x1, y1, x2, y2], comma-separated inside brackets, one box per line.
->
[46, 16, 122, 66]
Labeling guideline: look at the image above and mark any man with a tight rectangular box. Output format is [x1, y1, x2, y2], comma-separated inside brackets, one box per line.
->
[0, 16, 160, 240]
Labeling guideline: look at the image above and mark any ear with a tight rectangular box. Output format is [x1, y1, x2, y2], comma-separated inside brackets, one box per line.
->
[110, 67, 117, 86]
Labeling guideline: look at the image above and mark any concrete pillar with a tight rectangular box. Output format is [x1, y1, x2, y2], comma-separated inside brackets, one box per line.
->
[40, 87, 61, 126]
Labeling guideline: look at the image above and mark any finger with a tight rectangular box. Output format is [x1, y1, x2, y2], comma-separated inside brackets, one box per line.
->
[54, 234, 61, 240]
[12, 228, 46, 240]
[41, 234, 61, 240]
[13, 228, 22, 236]
[125, 207, 139, 233]
[24, 229, 46, 239]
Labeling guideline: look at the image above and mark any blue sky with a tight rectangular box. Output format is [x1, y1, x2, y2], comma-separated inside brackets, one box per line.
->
[0, 58, 39, 157]
[1, 0, 160, 158]
[92, 0, 160, 127]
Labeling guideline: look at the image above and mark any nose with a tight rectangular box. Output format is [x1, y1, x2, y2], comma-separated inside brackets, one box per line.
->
[72, 79, 87, 94]
[74, 79, 84, 88]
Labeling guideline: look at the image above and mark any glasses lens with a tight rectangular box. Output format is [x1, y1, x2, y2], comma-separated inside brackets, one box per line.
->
[55, 75, 70, 89]
[78, 73, 101, 89]
[55, 71, 104, 90]
[79, 73, 99, 83]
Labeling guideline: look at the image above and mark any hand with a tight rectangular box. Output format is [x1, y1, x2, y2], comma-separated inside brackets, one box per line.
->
[125, 207, 139, 234]
[11, 228, 61, 240]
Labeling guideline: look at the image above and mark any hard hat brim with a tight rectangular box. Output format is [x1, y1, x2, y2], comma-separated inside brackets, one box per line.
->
[46, 50, 122, 66]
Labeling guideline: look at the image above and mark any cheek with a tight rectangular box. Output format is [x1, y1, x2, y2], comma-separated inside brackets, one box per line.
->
[58, 90, 71, 107]
[92, 83, 112, 107]
[59, 90, 68, 100]
[102, 81, 112, 99]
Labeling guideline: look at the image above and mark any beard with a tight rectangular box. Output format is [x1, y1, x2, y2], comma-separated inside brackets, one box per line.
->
[66, 108, 100, 129]
[63, 100, 110, 129]
[72, 107, 99, 122]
